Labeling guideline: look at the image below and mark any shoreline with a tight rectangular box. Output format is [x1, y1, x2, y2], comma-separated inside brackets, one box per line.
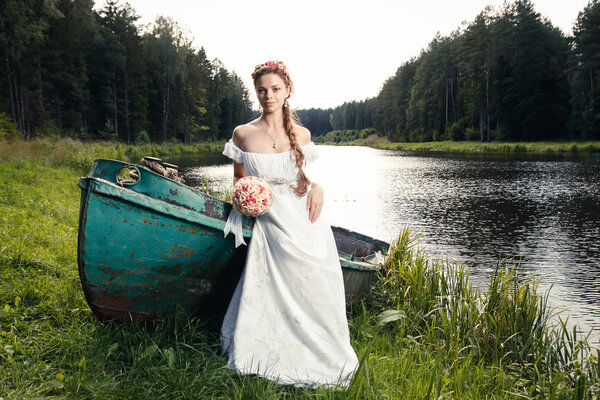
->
[4, 137, 600, 165]
[314, 136, 600, 155]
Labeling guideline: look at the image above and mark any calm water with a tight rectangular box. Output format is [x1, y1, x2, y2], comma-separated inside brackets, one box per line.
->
[168, 146, 600, 344]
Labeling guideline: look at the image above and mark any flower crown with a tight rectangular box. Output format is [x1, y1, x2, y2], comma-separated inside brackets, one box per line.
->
[254, 60, 288, 75]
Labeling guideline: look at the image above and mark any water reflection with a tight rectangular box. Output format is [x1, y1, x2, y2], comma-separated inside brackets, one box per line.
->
[167, 146, 600, 344]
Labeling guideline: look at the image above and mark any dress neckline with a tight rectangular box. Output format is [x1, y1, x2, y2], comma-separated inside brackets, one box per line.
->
[229, 140, 314, 156]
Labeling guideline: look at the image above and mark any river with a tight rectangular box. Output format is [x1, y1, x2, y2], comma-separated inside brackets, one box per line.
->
[168, 145, 600, 345]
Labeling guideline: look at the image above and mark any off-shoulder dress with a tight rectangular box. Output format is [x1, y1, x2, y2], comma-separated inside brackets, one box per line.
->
[220, 139, 359, 388]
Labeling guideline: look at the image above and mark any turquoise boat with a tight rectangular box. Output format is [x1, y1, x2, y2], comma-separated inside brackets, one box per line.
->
[77, 158, 388, 322]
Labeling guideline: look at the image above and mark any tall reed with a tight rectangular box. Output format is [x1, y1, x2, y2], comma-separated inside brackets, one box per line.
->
[373, 228, 599, 397]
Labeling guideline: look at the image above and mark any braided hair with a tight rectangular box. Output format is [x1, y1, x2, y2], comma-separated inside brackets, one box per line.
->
[252, 61, 310, 196]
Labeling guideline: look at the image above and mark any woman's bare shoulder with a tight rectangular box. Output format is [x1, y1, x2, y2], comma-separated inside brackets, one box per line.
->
[232, 120, 261, 148]
[294, 124, 312, 146]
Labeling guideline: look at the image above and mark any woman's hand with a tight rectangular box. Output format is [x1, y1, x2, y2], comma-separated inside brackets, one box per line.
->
[307, 183, 324, 223]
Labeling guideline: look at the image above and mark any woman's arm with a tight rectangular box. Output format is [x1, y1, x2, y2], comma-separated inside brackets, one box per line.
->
[296, 125, 323, 223]
[232, 126, 246, 186]
[233, 161, 245, 186]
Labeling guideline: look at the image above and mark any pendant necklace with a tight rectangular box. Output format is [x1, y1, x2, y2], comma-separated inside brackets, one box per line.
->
[259, 119, 278, 149]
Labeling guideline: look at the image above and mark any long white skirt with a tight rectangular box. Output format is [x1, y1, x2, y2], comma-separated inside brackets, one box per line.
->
[221, 184, 359, 388]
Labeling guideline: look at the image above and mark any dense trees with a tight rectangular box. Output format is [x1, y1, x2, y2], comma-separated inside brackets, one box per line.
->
[296, 99, 374, 139]
[0, 0, 62, 140]
[0, 0, 251, 142]
[301, 0, 598, 142]
[296, 108, 333, 137]
[2, 0, 599, 142]
[329, 98, 375, 131]
[373, 0, 575, 142]
[374, 59, 418, 141]
[572, 0, 600, 138]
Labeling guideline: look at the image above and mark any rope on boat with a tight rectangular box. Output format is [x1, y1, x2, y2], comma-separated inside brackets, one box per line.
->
[141, 156, 185, 184]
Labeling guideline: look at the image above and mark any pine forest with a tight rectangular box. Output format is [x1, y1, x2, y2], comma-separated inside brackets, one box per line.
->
[1, 0, 599, 143]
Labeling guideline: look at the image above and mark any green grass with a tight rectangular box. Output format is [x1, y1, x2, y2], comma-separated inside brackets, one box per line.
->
[319, 134, 600, 154]
[1, 143, 599, 398]
[377, 139, 600, 154]
[0, 138, 225, 175]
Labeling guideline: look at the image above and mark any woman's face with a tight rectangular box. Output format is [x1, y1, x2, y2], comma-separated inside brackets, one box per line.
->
[255, 73, 290, 114]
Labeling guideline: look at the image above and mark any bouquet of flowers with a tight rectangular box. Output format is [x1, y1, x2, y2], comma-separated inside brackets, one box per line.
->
[232, 176, 273, 217]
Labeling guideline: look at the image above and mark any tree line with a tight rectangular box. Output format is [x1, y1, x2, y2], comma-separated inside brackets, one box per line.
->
[2, 0, 599, 143]
[375, 0, 579, 142]
[0, 0, 253, 143]
[299, 0, 600, 142]
[297, 98, 375, 137]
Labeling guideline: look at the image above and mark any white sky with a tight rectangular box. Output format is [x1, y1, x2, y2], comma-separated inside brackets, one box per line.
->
[114, 0, 590, 109]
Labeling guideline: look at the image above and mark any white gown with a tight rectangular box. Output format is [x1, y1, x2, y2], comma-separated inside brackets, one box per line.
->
[220, 139, 359, 388]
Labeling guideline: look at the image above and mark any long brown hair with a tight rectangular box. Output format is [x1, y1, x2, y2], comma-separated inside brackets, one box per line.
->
[252, 61, 310, 196]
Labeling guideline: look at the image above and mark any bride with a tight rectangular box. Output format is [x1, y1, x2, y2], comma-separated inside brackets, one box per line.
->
[221, 60, 358, 388]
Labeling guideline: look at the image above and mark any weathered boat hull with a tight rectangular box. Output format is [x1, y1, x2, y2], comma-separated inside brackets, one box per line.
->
[333, 226, 389, 303]
[77, 159, 387, 322]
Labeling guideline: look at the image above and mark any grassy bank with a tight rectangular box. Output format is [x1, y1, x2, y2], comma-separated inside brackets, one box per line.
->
[0, 138, 225, 175]
[1, 145, 599, 398]
[321, 134, 600, 154]
[378, 140, 600, 154]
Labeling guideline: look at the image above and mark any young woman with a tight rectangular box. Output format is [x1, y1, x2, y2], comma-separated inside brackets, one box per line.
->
[221, 61, 358, 388]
